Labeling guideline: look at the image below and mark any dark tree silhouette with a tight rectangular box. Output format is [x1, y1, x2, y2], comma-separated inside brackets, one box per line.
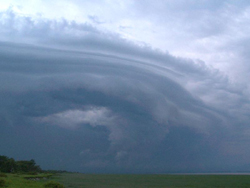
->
[0, 155, 41, 173]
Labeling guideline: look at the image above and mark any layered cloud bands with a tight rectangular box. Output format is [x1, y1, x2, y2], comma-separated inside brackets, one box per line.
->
[1, 9, 250, 173]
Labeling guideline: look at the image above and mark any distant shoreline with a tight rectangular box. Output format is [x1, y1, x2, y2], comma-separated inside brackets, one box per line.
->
[161, 173, 250, 175]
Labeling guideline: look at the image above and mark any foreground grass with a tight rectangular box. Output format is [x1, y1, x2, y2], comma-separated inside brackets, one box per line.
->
[1, 173, 56, 188]
[2, 172, 250, 188]
[55, 173, 250, 188]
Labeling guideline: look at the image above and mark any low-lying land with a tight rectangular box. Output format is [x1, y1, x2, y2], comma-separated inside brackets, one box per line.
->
[55, 173, 250, 188]
[1, 172, 250, 188]
[0, 155, 65, 187]
[0, 173, 61, 188]
[1, 156, 250, 188]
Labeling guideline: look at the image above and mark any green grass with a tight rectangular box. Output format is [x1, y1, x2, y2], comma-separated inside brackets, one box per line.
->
[55, 173, 250, 188]
[2, 172, 250, 188]
[1, 173, 58, 188]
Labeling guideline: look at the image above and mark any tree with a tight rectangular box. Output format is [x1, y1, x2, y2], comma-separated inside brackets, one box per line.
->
[0, 156, 8, 167]
[0, 156, 41, 173]
[0, 157, 17, 173]
[16, 159, 41, 173]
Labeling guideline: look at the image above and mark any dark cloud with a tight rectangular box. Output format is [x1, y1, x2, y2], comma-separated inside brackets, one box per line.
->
[0, 9, 250, 173]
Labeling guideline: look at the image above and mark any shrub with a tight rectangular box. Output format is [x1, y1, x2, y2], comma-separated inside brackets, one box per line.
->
[27, 171, 38, 175]
[44, 181, 65, 188]
[0, 179, 6, 187]
[0, 174, 7, 178]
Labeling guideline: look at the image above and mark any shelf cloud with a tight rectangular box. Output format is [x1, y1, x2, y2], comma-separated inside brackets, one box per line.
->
[1, 3, 250, 173]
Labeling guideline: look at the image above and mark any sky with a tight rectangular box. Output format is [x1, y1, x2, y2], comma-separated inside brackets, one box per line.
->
[1, 0, 250, 173]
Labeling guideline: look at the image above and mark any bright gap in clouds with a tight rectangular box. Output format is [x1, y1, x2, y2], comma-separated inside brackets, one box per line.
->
[1, 1, 250, 173]
[40, 107, 116, 129]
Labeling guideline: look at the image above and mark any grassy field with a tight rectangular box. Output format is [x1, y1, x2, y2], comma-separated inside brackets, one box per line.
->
[1, 172, 250, 187]
[0, 173, 58, 188]
[54, 173, 250, 188]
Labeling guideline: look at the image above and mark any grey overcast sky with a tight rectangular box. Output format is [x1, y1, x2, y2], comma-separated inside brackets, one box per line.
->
[1, 0, 250, 173]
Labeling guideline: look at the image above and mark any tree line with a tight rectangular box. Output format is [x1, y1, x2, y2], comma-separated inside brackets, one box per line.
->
[0, 155, 41, 173]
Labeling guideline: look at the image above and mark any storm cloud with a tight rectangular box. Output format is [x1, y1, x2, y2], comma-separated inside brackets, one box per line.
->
[1, 4, 250, 173]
